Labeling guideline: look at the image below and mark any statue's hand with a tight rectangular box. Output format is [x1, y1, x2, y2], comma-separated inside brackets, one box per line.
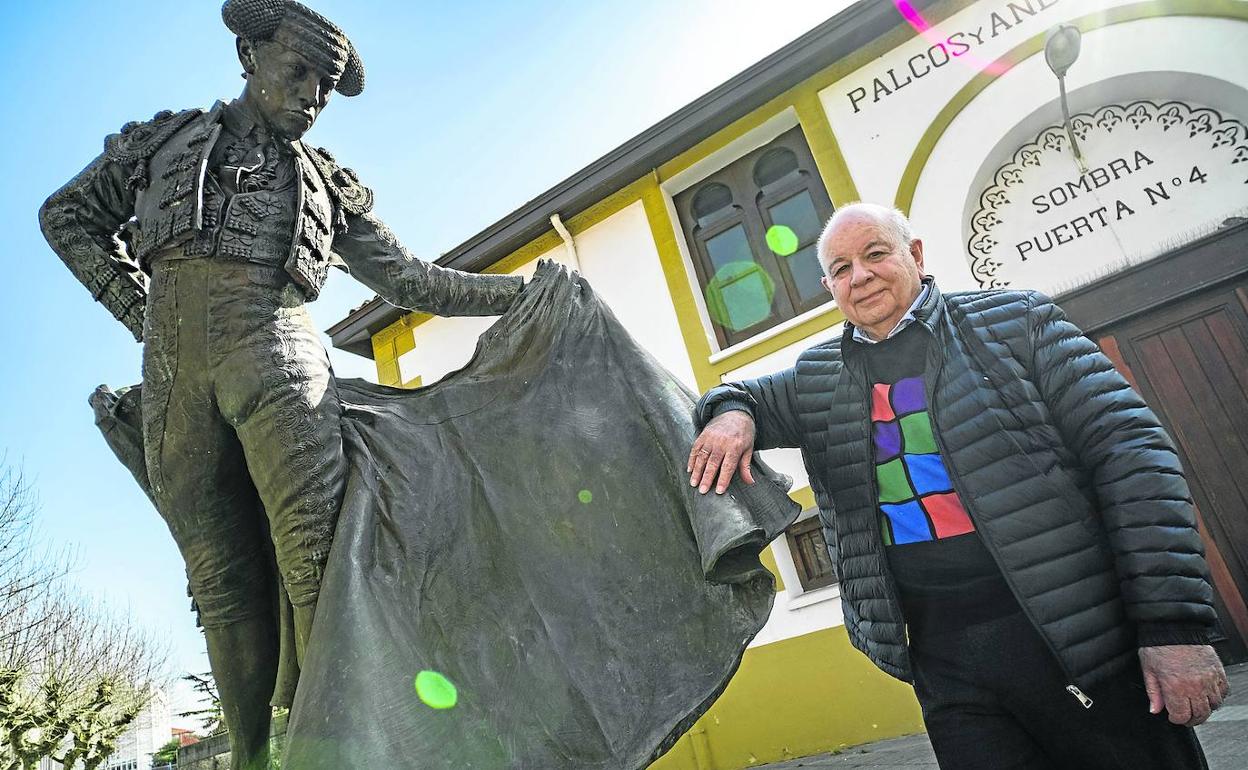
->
[687, 410, 756, 495]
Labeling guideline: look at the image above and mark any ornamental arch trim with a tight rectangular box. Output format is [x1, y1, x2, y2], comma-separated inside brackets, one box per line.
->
[965, 100, 1248, 289]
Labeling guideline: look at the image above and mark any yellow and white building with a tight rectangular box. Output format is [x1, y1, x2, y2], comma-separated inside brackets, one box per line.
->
[330, 1, 1248, 766]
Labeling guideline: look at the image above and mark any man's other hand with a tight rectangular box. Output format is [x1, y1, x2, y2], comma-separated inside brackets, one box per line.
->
[687, 411, 756, 495]
[1139, 644, 1229, 726]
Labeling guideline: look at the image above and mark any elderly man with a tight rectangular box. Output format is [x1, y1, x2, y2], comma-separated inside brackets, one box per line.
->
[688, 202, 1228, 768]
[39, 2, 521, 767]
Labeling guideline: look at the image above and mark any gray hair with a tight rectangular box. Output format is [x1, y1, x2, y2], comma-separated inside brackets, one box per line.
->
[816, 202, 915, 277]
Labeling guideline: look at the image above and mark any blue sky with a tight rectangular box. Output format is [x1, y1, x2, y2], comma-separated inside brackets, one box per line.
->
[0, 0, 855, 722]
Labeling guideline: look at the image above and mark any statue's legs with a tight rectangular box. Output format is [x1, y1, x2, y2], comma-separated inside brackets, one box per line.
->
[142, 260, 349, 767]
[209, 265, 348, 667]
[141, 261, 281, 769]
[205, 617, 279, 770]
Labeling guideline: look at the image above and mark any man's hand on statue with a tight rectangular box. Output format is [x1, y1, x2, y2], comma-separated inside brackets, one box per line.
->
[687, 410, 756, 495]
[1138, 643, 1229, 726]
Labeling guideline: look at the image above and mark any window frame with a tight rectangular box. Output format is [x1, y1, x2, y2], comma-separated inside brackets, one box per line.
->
[756, 175, 833, 318]
[785, 513, 837, 592]
[689, 200, 795, 343]
[674, 126, 836, 349]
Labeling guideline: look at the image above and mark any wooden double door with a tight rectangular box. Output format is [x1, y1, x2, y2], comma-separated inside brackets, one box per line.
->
[1062, 222, 1248, 662]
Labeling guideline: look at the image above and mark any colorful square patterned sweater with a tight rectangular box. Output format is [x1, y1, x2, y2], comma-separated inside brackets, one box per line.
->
[861, 323, 1020, 642]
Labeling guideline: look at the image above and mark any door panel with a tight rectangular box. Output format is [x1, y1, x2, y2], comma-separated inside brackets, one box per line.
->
[1096, 282, 1248, 661]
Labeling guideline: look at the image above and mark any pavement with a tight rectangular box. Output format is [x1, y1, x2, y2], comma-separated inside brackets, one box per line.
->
[755, 662, 1248, 769]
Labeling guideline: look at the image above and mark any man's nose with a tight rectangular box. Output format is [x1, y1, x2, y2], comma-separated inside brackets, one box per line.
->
[849, 261, 873, 287]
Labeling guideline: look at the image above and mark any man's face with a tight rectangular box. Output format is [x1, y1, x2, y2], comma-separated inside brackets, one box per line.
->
[819, 216, 925, 341]
[241, 40, 339, 140]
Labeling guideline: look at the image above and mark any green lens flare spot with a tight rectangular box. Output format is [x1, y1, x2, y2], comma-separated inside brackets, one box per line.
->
[414, 670, 458, 709]
[704, 261, 776, 332]
[765, 224, 799, 256]
[578, 489, 593, 504]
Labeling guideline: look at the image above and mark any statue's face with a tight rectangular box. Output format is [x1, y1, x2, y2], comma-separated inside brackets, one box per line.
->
[240, 39, 339, 140]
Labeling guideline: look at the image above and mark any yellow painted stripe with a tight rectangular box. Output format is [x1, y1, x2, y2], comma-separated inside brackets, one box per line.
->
[789, 486, 816, 510]
[792, 88, 861, 207]
[651, 625, 924, 769]
[392, 327, 416, 357]
[709, 307, 845, 380]
[371, 333, 401, 387]
[758, 545, 785, 593]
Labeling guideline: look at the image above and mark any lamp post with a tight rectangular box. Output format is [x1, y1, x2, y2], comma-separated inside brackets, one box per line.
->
[1045, 23, 1086, 171]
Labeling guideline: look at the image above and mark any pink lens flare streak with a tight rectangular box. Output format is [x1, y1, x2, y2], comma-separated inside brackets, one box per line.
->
[892, 0, 1010, 77]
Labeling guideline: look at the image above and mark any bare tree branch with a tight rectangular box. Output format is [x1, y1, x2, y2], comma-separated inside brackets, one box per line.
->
[0, 459, 169, 769]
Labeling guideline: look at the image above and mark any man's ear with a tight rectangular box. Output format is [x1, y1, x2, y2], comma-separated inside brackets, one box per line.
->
[910, 238, 926, 275]
[237, 38, 258, 77]
[820, 275, 834, 296]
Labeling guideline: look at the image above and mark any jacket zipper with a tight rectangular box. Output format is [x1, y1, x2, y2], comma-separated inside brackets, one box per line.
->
[925, 339, 1094, 710]
[1066, 685, 1094, 708]
[847, 353, 914, 670]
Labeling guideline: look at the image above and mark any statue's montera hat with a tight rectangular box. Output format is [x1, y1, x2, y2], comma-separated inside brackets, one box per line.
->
[222, 0, 364, 97]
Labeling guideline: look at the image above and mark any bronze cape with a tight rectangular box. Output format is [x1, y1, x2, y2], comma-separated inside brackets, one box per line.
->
[95, 263, 799, 768]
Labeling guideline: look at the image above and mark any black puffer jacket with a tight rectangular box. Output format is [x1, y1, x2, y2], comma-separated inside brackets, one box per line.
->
[696, 281, 1216, 689]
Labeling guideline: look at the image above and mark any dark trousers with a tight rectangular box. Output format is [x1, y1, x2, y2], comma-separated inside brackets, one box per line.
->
[911, 611, 1207, 770]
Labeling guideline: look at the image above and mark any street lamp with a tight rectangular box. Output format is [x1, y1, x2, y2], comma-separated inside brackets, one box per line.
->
[1045, 24, 1086, 170]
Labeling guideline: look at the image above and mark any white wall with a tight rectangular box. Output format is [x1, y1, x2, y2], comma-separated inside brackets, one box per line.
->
[819, 3, 1248, 293]
[397, 243, 569, 385]
[400, 202, 697, 388]
[571, 201, 699, 387]
[752, 521, 846, 646]
[820, 0, 1146, 210]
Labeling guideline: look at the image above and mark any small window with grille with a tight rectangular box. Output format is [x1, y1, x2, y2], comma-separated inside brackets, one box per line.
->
[786, 513, 837, 591]
[674, 126, 836, 349]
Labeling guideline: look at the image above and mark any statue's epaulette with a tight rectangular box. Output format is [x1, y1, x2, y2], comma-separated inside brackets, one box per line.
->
[104, 108, 203, 165]
[305, 145, 375, 216]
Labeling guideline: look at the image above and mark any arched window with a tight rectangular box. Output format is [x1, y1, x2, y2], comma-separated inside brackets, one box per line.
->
[674, 126, 836, 348]
[691, 183, 734, 225]
[752, 147, 800, 188]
